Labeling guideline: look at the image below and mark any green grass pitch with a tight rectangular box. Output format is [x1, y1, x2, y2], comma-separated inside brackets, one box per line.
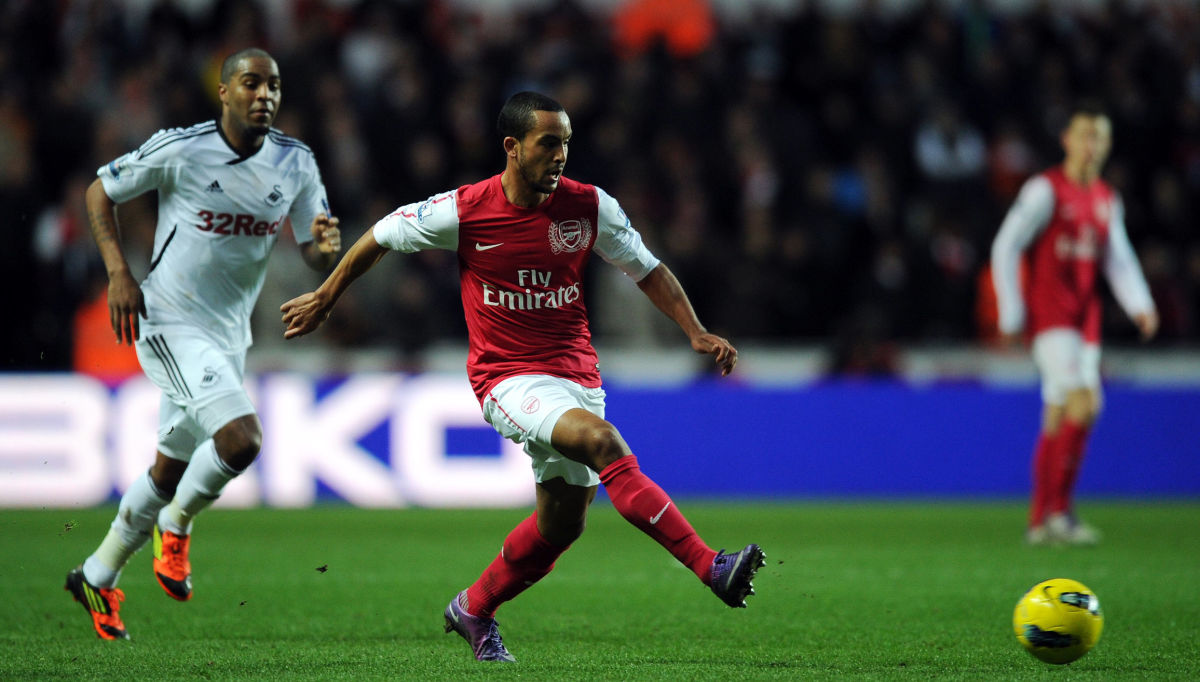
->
[3, 501, 1198, 680]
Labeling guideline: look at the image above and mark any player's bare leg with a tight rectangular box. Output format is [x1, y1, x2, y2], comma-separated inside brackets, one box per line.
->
[553, 408, 764, 606]
[68, 452, 185, 639]
[446, 479, 592, 661]
[532, 477, 595, 545]
[1027, 402, 1065, 545]
[463, 478, 589, 617]
[155, 414, 262, 600]
[1044, 389, 1101, 545]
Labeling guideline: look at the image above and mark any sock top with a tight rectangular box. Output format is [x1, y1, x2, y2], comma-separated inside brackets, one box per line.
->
[599, 454, 639, 484]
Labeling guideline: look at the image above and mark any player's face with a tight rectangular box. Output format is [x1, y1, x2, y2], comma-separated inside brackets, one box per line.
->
[515, 110, 571, 194]
[219, 57, 281, 134]
[1062, 115, 1112, 179]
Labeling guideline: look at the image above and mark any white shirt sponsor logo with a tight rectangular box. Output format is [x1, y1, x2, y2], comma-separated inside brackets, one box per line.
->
[649, 502, 671, 525]
[1054, 225, 1099, 261]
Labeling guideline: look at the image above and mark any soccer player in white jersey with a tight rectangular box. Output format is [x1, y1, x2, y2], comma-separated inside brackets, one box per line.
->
[991, 104, 1157, 546]
[282, 91, 764, 662]
[65, 48, 341, 640]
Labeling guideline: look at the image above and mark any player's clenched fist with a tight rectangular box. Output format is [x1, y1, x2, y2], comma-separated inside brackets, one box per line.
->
[311, 213, 341, 254]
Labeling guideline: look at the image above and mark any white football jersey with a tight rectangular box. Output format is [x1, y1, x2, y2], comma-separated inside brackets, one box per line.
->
[98, 120, 329, 351]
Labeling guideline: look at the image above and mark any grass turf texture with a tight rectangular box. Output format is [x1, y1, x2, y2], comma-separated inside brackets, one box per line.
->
[3, 502, 1198, 680]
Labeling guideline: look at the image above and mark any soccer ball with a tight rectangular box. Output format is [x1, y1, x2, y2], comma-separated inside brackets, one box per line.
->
[1013, 578, 1103, 664]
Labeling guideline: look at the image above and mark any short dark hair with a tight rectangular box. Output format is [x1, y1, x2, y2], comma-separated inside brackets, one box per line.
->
[497, 91, 565, 140]
[220, 48, 275, 84]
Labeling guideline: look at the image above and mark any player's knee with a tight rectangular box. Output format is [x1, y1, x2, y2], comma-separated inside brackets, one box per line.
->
[1071, 399, 1099, 425]
[214, 417, 263, 471]
[150, 476, 178, 499]
[1063, 389, 1097, 426]
[224, 433, 262, 471]
[149, 459, 186, 497]
[580, 421, 627, 469]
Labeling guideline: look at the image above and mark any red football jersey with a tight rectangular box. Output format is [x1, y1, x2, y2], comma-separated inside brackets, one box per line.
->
[1023, 167, 1114, 342]
[993, 164, 1154, 345]
[373, 174, 660, 401]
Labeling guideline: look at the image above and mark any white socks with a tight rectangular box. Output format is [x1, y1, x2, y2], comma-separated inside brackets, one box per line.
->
[83, 470, 171, 588]
[157, 439, 241, 536]
[83, 440, 245, 588]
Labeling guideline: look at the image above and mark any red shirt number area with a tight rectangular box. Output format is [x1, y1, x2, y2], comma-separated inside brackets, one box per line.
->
[196, 209, 282, 236]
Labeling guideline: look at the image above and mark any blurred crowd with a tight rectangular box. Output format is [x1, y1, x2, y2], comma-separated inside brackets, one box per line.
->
[2, 0, 1199, 376]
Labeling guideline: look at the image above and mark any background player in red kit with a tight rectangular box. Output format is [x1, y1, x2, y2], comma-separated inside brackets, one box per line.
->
[991, 105, 1158, 546]
[281, 91, 763, 662]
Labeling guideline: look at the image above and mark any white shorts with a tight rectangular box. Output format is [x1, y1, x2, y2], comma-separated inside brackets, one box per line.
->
[134, 324, 256, 461]
[482, 374, 606, 488]
[1031, 328, 1102, 406]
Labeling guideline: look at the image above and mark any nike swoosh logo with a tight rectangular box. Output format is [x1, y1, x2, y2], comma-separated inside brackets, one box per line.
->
[475, 242, 503, 251]
[649, 502, 671, 525]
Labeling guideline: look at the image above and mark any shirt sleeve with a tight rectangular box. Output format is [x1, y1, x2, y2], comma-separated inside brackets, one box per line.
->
[990, 175, 1054, 335]
[372, 190, 460, 253]
[95, 130, 177, 203]
[288, 160, 331, 245]
[1103, 195, 1156, 318]
[592, 186, 660, 281]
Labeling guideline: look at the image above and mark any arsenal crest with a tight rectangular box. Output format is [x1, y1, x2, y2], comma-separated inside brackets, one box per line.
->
[548, 219, 592, 254]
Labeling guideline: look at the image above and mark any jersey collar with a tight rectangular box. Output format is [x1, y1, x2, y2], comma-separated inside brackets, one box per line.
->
[215, 119, 267, 165]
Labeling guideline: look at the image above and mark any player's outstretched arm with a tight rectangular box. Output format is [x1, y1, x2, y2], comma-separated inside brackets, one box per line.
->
[85, 178, 145, 345]
[281, 225, 388, 339]
[636, 263, 738, 376]
[299, 213, 342, 271]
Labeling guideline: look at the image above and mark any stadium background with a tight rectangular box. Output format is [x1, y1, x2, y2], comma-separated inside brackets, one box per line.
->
[1, 0, 1197, 506]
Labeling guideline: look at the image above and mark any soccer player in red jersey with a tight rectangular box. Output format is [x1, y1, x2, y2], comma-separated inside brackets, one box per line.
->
[991, 105, 1158, 546]
[282, 92, 763, 661]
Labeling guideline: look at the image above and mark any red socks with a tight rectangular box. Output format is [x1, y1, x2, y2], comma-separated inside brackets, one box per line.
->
[1050, 419, 1089, 516]
[599, 455, 717, 585]
[462, 455, 718, 618]
[1028, 433, 1054, 527]
[1029, 419, 1090, 526]
[464, 512, 567, 619]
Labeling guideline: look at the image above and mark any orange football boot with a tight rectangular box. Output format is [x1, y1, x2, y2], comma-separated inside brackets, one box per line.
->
[65, 566, 130, 640]
[153, 525, 193, 601]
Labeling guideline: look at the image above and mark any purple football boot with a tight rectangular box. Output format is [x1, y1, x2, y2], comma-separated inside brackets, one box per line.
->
[443, 591, 516, 662]
[710, 544, 766, 608]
